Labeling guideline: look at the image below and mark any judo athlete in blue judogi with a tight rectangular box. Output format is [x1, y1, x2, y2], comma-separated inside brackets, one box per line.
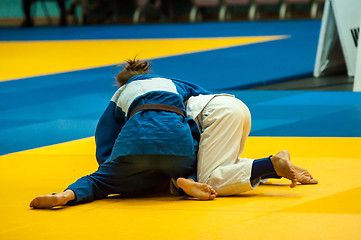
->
[30, 59, 217, 209]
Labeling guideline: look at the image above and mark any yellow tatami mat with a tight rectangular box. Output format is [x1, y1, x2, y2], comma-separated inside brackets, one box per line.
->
[1, 136, 361, 239]
[0, 35, 286, 81]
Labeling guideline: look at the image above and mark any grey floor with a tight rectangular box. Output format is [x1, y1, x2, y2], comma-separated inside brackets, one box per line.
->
[247, 73, 355, 91]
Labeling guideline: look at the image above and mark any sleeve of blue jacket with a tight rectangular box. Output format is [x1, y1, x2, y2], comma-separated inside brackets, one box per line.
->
[95, 101, 126, 165]
[168, 76, 212, 100]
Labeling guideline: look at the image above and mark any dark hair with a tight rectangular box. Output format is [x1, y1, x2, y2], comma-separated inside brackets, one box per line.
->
[116, 58, 151, 86]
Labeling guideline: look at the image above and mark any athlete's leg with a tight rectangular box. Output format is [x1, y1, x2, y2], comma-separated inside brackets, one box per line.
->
[254, 150, 318, 186]
[195, 96, 255, 195]
[30, 155, 169, 208]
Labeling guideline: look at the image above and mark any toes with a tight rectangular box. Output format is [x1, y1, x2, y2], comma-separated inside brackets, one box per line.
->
[208, 186, 217, 195]
[208, 188, 217, 200]
[305, 178, 318, 184]
[30, 197, 41, 208]
[290, 175, 297, 187]
[310, 178, 318, 184]
[290, 179, 297, 188]
[290, 176, 297, 188]
[209, 193, 216, 200]
[290, 169, 297, 188]
[210, 188, 217, 196]
[298, 174, 318, 184]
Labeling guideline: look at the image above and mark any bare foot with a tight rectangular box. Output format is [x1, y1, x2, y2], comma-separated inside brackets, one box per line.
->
[30, 190, 75, 209]
[177, 178, 217, 200]
[270, 150, 297, 188]
[294, 165, 318, 184]
[274, 149, 318, 185]
[30, 195, 67, 209]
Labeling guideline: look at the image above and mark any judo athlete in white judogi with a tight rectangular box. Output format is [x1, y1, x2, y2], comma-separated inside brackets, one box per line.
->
[185, 94, 318, 196]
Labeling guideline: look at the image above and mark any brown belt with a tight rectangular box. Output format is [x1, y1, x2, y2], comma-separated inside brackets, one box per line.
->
[128, 104, 185, 119]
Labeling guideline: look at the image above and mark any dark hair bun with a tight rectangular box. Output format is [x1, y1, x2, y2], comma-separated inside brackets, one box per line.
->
[125, 58, 151, 73]
[116, 58, 152, 86]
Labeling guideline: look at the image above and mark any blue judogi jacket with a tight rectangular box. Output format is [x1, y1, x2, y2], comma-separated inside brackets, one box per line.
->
[95, 74, 211, 165]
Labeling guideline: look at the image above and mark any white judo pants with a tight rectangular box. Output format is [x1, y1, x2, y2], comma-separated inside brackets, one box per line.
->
[196, 96, 258, 195]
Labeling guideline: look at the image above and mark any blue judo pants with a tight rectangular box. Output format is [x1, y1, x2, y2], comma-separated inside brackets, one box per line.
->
[66, 154, 196, 205]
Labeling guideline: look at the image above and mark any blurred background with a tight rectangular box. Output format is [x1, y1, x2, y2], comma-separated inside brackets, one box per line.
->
[1, 0, 325, 26]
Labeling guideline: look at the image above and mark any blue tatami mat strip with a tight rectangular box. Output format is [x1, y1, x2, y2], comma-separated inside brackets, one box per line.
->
[0, 20, 320, 41]
[227, 90, 361, 137]
[1, 88, 361, 155]
[151, 36, 316, 90]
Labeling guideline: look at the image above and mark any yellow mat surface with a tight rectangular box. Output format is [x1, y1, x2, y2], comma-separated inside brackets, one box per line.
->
[0, 35, 286, 81]
[1, 136, 361, 239]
